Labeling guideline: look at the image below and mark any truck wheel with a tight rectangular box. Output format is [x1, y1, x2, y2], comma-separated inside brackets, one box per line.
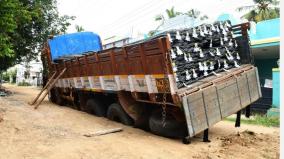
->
[149, 111, 187, 138]
[48, 89, 56, 103]
[107, 103, 134, 126]
[73, 93, 81, 110]
[86, 99, 106, 117]
[54, 89, 64, 106]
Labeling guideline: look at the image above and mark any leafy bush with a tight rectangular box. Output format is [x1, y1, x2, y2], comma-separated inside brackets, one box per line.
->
[17, 81, 31, 86]
[1, 69, 16, 83]
[1, 72, 10, 82]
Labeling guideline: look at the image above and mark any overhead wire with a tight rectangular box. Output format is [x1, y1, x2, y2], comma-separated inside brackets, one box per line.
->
[101, 1, 168, 35]
[101, 0, 163, 29]
[101, 0, 191, 38]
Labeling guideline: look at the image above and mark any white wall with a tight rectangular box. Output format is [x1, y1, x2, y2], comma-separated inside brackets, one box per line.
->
[16, 60, 43, 86]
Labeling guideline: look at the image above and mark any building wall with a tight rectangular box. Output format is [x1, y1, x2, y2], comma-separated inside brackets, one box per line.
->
[272, 68, 280, 108]
[254, 58, 278, 86]
[103, 38, 130, 49]
[16, 61, 43, 86]
[250, 58, 278, 113]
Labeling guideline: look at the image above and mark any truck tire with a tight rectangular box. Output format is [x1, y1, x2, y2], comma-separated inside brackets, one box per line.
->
[107, 103, 134, 126]
[48, 89, 56, 103]
[73, 93, 81, 110]
[149, 111, 187, 138]
[54, 89, 64, 106]
[86, 99, 106, 117]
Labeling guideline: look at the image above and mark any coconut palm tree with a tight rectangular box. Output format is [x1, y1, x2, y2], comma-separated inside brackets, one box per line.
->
[151, 7, 208, 36]
[237, 0, 280, 22]
[75, 25, 85, 32]
[185, 9, 209, 21]
[155, 7, 182, 24]
[155, 8, 208, 23]
[152, 7, 182, 36]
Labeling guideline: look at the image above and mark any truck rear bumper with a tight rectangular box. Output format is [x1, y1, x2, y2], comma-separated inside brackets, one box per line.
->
[181, 65, 262, 137]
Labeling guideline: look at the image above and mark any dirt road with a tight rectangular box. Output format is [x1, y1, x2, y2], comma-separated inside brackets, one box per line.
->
[0, 84, 279, 159]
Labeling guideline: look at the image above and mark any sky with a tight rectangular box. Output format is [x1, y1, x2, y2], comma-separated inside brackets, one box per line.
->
[57, 0, 255, 42]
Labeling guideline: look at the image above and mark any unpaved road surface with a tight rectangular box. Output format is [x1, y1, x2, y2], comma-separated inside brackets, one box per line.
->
[0, 84, 279, 159]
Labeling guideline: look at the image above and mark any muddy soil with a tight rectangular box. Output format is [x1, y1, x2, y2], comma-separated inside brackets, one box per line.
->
[0, 84, 279, 159]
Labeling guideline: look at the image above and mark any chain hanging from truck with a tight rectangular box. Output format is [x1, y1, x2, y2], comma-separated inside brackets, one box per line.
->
[161, 50, 170, 127]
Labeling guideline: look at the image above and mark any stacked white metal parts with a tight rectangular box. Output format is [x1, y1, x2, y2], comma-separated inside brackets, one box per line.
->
[167, 20, 242, 89]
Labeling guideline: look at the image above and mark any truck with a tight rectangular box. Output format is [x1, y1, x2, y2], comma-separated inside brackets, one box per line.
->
[35, 22, 261, 144]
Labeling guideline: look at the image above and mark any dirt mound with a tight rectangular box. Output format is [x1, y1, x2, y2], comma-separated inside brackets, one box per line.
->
[220, 130, 261, 147]
[0, 86, 12, 97]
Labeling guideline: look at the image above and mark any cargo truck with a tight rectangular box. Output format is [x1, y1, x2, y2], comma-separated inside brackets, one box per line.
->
[36, 22, 261, 144]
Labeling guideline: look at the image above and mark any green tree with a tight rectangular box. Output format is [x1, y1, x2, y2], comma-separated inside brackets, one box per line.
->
[237, 0, 279, 22]
[2, 69, 17, 83]
[150, 7, 208, 36]
[75, 25, 85, 32]
[151, 7, 182, 36]
[0, 0, 20, 58]
[185, 9, 209, 21]
[0, 0, 75, 72]
[155, 7, 182, 24]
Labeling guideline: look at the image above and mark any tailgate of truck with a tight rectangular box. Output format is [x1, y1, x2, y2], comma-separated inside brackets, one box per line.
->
[179, 64, 262, 137]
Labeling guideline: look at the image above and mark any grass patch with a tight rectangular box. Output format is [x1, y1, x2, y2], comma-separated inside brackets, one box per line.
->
[225, 114, 279, 127]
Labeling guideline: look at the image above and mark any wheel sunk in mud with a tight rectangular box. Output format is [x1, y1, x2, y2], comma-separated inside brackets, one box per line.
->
[49, 88, 64, 106]
[48, 88, 56, 103]
[149, 111, 187, 138]
[107, 103, 134, 126]
[54, 88, 65, 106]
[85, 99, 107, 117]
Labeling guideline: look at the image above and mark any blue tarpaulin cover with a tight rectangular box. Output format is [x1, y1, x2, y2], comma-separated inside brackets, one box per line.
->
[48, 32, 102, 61]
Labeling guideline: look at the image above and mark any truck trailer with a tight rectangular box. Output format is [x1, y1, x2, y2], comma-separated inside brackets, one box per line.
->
[34, 21, 261, 144]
